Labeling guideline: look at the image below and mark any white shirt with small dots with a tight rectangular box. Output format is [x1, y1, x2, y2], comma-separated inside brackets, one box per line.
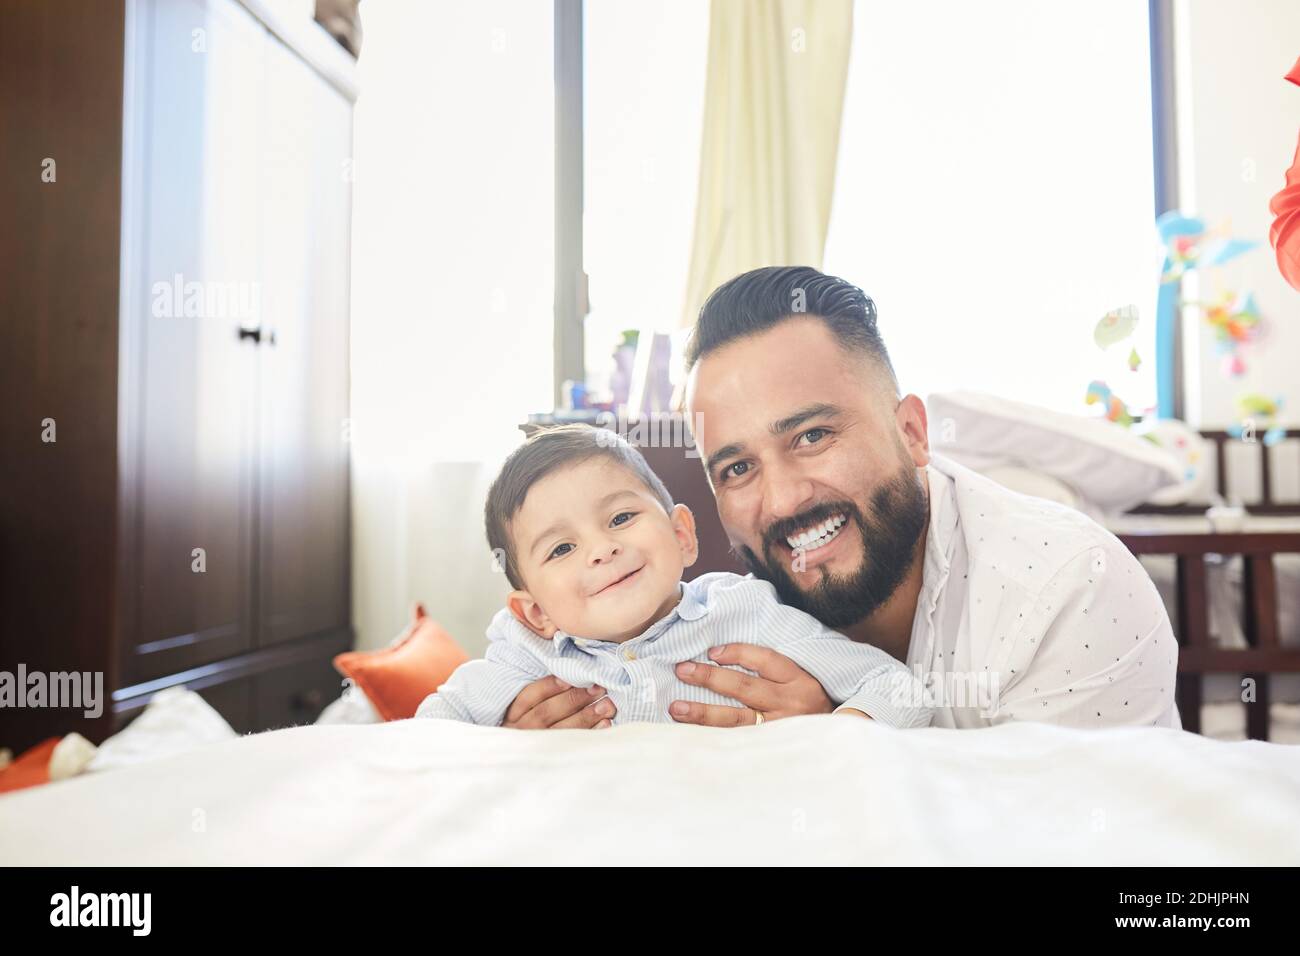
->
[913, 455, 1181, 730]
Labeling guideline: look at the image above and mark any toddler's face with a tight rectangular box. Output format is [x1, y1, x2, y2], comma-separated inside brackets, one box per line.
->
[507, 458, 698, 642]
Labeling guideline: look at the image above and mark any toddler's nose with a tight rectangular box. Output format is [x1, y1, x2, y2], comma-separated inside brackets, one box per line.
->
[589, 540, 622, 565]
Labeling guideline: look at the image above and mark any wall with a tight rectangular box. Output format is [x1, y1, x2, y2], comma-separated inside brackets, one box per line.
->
[1177, 0, 1300, 429]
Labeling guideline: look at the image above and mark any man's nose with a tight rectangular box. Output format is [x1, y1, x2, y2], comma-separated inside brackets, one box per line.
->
[760, 459, 816, 525]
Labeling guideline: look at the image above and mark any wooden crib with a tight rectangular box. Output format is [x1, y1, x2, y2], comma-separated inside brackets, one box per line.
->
[1119, 429, 1300, 739]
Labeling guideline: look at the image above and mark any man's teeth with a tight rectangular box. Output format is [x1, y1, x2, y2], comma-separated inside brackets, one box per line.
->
[787, 515, 847, 552]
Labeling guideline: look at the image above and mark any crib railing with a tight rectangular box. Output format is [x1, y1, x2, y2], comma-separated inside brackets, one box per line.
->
[1129, 428, 1300, 517]
[1116, 531, 1300, 739]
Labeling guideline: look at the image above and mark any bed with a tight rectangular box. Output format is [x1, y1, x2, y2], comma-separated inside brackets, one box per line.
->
[2, 713, 1298, 865]
[5, 414, 1298, 865]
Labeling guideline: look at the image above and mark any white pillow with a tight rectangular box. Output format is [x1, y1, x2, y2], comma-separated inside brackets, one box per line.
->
[977, 464, 1084, 510]
[87, 686, 237, 773]
[315, 682, 382, 725]
[927, 390, 1183, 514]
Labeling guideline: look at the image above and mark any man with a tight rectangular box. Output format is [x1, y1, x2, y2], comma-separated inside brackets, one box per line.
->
[503, 266, 1180, 730]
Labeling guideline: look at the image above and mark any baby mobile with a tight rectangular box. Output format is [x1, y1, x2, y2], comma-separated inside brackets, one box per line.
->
[1085, 212, 1282, 446]
[1086, 304, 1142, 427]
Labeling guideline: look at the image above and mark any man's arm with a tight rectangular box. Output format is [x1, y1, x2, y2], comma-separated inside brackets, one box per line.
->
[670, 645, 836, 726]
[992, 539, 1179, 728]
[670, 576, 932, 728]
[756, 589, 933, 729]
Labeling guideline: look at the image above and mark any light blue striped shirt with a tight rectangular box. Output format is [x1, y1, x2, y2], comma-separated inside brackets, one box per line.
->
[415, 571, 933, 728]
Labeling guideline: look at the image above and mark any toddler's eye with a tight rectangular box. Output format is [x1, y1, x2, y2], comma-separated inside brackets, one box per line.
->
[548, 542, 574, 560]
[611, 511, 636, 526]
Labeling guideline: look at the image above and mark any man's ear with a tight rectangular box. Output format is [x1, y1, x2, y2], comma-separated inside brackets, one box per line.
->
[896, 393, 931, 468]
[507, 590, 557, 639]
[669, 503, 700, 569]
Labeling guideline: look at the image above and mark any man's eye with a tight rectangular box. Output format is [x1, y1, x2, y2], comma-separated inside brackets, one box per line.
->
[548, 542, 574, 560]
[720, 461, 750, 483]
[611, 511, 636, 526]
[799, 427, 829, 446]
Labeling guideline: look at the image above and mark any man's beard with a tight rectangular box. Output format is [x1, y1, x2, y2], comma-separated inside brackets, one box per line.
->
[738, 465, 929, 629]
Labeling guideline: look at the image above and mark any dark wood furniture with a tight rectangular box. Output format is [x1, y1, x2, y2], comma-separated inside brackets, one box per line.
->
[1116, 531, 1300, 740]
[1117, 429, 1300, 740]
[1, 0, 357, 752]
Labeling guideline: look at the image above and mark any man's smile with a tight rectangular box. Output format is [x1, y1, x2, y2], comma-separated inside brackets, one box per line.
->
[785, 513, 848, 552]
[782, 517, 855, 573]
[763, 504, 862, 576]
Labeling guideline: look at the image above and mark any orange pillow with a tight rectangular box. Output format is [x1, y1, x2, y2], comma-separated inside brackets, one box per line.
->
[0, 737, 61, 794]
[333, 603, 471, 720]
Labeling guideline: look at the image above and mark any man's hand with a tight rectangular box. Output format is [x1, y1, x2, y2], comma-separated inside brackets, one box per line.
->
[503, 676, 615, 729]
[669, 645, 833, 726]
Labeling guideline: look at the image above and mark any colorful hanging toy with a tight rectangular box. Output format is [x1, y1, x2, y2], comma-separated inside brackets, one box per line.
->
[1158, 214, 1258, 284]
[1088, 306, 1144, 424]
[1085, 380, 1136, 427]
[1194, 291, 1262, 377]
[1228, 394, 1287, 446]
[1153, 212, 1260, 416]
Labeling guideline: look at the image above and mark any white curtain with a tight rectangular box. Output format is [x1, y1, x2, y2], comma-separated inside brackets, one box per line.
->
[680, 0, 855, 329]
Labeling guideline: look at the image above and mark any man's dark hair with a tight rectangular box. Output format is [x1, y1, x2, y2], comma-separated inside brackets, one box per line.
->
[684, 266, 897, 390]
[485, 424, 674, 590]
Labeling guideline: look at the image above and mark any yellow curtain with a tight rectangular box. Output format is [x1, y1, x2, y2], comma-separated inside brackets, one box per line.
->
[679, 0, 854, 329]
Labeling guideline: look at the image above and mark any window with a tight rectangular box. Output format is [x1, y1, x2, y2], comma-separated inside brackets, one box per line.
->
[823, 0, 1160, 416]
[351, 0, 555, 463]
[573, 0, 709, 407]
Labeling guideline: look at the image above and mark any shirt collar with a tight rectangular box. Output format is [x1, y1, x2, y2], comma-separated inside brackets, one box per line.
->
[909, 462, 961, 665]
[923, 460, 960, 584]
[551, 580, 705, 651]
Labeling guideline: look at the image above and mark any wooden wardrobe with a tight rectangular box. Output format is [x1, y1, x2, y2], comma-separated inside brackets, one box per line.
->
[1, 0, 357, 752]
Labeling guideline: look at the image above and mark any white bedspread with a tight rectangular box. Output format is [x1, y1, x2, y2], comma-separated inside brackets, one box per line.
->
[3, 716, 1298, 865]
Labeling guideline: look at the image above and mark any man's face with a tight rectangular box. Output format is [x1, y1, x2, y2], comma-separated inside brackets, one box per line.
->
[508, 458, 698, 642]
[686, 317, 930, 629]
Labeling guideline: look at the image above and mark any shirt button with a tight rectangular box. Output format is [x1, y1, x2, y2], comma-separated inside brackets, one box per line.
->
[623, 648, 636, 661]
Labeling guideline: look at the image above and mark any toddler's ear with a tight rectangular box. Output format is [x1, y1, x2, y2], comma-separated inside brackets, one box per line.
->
[670, 503, 699, 569]
[507, 590, 557, 639]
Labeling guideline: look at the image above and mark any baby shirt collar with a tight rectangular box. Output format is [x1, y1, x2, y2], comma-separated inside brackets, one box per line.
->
[552, 580, 706, 651]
